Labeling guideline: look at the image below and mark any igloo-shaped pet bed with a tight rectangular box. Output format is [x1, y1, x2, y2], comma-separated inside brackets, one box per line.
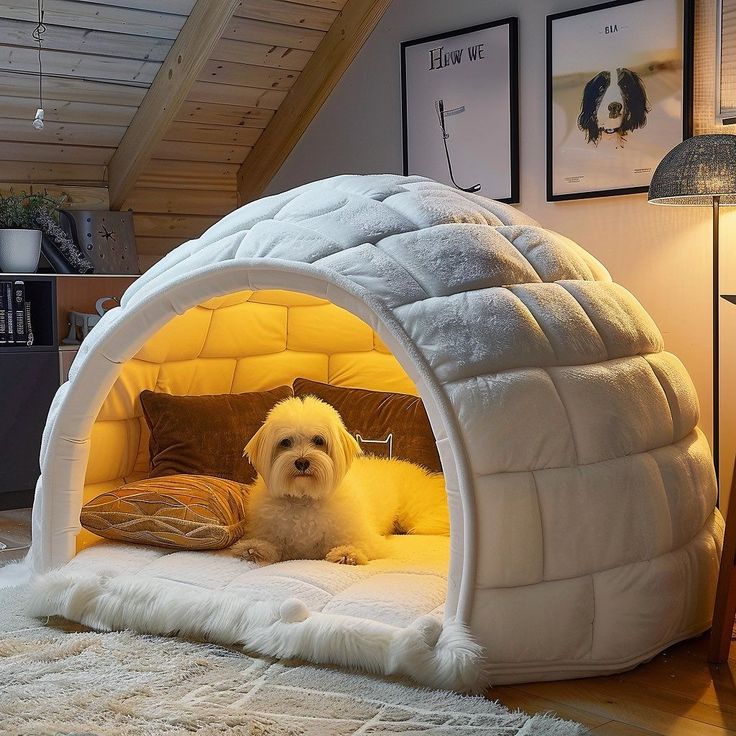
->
[20, 175, 722, 690]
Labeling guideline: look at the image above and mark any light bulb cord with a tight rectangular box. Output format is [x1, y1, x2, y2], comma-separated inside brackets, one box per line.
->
[32, 0, 45, 109]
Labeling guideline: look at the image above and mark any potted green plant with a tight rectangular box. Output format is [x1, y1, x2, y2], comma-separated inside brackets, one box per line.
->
[0, 191, 65, 273]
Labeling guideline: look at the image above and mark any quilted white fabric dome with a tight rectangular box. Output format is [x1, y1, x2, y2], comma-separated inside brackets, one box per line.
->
[23, 175, 722, 687]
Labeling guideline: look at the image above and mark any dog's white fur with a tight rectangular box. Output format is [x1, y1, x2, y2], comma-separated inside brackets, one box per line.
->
[230, 396, 448, 566]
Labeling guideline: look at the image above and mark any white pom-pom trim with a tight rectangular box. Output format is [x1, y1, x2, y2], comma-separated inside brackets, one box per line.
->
[279, 598, 309, 623]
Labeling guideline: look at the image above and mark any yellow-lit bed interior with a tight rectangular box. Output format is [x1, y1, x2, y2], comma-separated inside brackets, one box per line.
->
[79, 288, 420, 551]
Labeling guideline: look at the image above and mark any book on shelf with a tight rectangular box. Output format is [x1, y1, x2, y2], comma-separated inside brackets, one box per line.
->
[0, 280, 6, 344]
[0, 280, 33, 347]
[2, 281, 13, 344]
[13, 281, 26, 345]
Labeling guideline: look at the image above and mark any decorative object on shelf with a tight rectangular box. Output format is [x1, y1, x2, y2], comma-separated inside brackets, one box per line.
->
[401, 18, 519, 203]
[547, 0, 694, 201]
[0, 191, 57, 273]
[648, 133, 736, 488]
[0, 190, 92, 274]
[25, 300, 33, 347]
[60, 210, 138, 275]
[0, 228, 41, 274]
[62, 296, 118, 345]
[36, 210, 93, 274]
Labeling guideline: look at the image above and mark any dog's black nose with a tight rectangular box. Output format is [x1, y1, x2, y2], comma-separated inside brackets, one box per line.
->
[295, 458, 310, 472]
[608, 101, 622, 117]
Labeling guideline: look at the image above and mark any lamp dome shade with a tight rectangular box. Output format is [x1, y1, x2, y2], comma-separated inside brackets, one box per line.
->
[648, 134, 736, 205]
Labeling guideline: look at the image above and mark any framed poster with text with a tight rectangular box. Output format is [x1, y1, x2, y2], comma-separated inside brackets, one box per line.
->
[547, 0, 693, 201]
[401, 18, 519, 203]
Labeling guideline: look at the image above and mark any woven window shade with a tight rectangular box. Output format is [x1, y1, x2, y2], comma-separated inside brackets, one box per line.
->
[721, 0, 736, 112]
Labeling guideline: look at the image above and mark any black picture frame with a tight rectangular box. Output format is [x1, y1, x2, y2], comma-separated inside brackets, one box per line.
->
[546, 0, 694, 202]
[401, 18, 519, 204]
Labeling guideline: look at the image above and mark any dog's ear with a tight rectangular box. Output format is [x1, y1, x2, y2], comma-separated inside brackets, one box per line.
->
[337, 425, 362, 467]
[618, 67, 649, 132]
[243, 424, 267, 474]
[578, 71, 610, 145]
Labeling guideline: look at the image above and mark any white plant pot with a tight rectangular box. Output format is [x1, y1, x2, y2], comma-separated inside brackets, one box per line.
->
[0, 229, 42, 273]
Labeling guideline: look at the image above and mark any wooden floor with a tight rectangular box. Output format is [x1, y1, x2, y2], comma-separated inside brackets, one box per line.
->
[0, 508, 31, 565]
[493, 633, 736, 735]
[1, 510, 733, 734]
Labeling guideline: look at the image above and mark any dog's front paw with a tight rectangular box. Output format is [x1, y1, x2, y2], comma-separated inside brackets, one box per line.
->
[230, 538, 280, 565]
[326, 545, 368, 566]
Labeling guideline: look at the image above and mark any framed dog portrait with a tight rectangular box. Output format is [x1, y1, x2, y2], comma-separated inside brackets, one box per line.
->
[401, 18, 519, 203]
[547, 0, 693, 201]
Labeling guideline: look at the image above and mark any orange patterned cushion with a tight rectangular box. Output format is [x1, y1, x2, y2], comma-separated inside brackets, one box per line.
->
[80, 475, 247, 550]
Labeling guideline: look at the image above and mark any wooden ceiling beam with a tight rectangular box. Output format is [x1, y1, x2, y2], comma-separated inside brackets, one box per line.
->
[187, 81, 287, 110]
[107, 0, 241, 210]
[222, 16, 325, 51]
[236, 0, 391, 204]
[235, 0, 339, 32]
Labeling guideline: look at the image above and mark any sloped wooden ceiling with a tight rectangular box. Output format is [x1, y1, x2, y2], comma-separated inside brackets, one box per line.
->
[125, 0, 390, 269]
[0, 0, 195, 185]
[125, 0, 342, 265]
[0, 0, 390, 271]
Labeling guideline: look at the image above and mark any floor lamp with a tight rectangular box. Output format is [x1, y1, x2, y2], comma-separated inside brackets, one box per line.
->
[648, 134, 736, 486]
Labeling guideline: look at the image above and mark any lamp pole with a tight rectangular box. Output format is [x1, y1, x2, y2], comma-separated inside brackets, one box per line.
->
[713, 195, 721, 485]
[648, 135, 736, 488]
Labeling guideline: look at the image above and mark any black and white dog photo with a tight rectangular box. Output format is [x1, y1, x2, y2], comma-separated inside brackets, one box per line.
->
[577, 67, 650, 146]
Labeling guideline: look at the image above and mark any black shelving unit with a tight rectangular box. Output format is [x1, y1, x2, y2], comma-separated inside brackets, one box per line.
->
[0, 275, 59, 510]
[0, 272, 136, 510]
[0, 351, 59, 510]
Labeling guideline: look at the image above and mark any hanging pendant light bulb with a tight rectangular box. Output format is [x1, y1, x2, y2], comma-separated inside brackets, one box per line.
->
[31, 0, 45, 131]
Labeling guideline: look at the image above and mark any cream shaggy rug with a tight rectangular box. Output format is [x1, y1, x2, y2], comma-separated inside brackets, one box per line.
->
[0, 585, 584, 735]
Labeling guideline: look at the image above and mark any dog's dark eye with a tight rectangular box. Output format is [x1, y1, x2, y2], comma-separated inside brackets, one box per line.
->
[279, 438, 293, 448]
[313, 435, 325, 447]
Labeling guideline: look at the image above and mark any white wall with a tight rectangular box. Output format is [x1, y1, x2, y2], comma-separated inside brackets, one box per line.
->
[267, 0, 736, 505]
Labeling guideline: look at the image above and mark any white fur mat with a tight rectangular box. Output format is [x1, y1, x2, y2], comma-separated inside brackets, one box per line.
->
[27, 536, 486, 692]
[1, 583, 584, 735]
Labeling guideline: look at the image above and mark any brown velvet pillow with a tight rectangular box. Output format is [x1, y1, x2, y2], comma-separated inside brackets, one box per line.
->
[80, 474, 247, 550]
[292, 378, 441, 472]
[140, 386, 292, 483]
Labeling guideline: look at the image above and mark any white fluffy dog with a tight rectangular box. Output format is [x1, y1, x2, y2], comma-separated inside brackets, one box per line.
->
[229, 396, 448, 566]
